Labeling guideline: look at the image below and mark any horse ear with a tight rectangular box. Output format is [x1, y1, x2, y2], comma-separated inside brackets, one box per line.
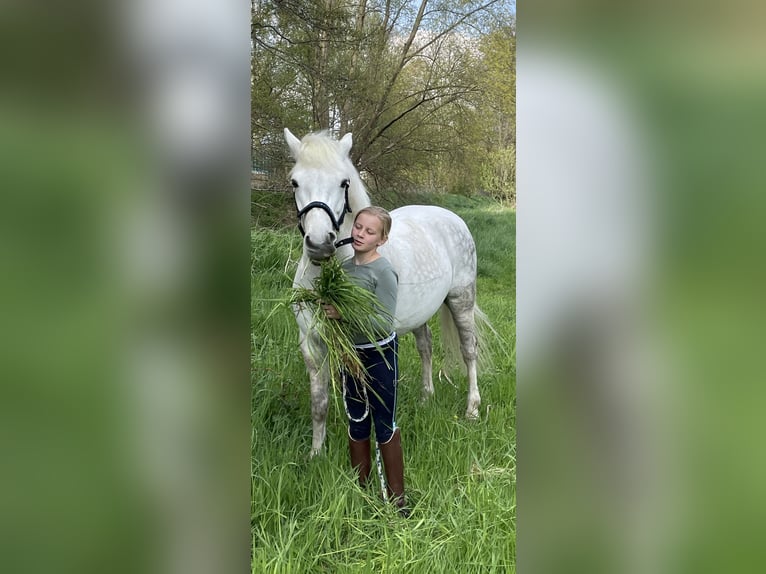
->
[284, 128, 302, 157]
[339, 133, 353, 157]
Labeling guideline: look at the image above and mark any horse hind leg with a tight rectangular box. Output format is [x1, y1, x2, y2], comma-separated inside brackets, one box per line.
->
[446, 286, 481, 420]
[412, 323, 434, 401]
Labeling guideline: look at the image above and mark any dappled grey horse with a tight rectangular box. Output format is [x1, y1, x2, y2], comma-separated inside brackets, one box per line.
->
[285, 128, 483, 455]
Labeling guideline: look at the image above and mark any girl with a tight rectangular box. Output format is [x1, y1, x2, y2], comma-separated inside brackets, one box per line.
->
[322, 206, 409, 517]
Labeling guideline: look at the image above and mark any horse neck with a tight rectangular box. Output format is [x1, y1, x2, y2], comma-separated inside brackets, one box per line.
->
[348, 173, 371, 215]
[295, 251, 320, 286]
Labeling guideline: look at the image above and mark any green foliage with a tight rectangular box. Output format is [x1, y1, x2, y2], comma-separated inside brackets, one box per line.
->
[479, 146, 516, 206]
[252, 198, 516, 571]
[479, 25, 517, 138]
[402, 24, 517, 199]
[251, 189, 296, 229]
[475, 25, 516, 205]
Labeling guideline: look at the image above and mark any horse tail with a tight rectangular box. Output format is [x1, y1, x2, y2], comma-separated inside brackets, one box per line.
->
[439, 304, 463, 375]
[474, 305, 501, 375]
[439, 303, 499, 376]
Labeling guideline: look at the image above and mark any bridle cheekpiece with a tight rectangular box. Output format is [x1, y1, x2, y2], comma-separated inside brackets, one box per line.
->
[295, 179, 354, 248]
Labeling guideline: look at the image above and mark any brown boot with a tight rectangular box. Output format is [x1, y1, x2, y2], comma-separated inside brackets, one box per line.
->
[379, 429, 410, 517]
[348, 436, 372, 487]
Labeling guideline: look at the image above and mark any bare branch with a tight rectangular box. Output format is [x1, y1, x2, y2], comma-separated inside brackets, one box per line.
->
[404, 0, 503, 65]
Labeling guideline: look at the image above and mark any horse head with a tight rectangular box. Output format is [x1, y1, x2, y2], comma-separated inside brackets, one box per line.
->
[284, 128, 361, 262]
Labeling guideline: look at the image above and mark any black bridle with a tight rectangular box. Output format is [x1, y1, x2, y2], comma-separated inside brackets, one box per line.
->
[295, 179, 354, 248]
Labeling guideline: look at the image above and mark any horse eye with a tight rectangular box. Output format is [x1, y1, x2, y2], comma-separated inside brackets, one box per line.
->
[291, 179, 299, 188]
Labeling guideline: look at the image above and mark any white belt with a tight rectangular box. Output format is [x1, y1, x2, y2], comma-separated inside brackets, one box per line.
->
[353, 332, 397, 350]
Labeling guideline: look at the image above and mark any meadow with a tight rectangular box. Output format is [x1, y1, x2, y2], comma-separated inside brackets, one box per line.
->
[251, 194, 516, 573]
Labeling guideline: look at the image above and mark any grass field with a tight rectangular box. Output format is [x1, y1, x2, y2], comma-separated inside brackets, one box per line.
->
[251, 194, 516, 573]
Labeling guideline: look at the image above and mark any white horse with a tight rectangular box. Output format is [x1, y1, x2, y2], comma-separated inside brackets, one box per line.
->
[284, 128, 483, 455]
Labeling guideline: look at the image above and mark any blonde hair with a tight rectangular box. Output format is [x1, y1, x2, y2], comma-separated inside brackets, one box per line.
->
[355, 206, 392, 240]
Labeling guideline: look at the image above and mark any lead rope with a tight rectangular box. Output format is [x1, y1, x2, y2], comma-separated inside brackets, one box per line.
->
[341, 371, 369, 423]
[375, 442, 388, 503]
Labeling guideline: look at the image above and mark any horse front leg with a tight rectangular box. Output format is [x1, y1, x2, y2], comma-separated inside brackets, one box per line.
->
[412, 324, 434, 400]
[300, 342, 329, 457]
[309, 364, 329, 456]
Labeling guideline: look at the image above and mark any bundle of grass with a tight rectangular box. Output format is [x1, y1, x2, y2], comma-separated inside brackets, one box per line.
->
[291, 256, 390, 385]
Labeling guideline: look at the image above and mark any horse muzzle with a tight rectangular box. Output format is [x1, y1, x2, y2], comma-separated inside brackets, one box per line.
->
[304, 234, 336, 262]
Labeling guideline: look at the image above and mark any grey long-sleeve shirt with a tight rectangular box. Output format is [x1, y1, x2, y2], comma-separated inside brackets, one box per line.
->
[341, 256, 398, 345]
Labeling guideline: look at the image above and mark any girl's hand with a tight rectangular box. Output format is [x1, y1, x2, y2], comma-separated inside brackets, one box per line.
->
[322, 303, 341, 320]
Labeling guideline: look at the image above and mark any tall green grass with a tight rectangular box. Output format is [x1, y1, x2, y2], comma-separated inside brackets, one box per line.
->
[252, 198, 515, 573]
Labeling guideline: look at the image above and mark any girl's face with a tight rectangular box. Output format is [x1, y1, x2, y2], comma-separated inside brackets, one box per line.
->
[351, 212, 386, 254]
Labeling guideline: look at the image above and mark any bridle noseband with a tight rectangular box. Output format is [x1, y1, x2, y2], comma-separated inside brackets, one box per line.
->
[295, 179, 354, 248]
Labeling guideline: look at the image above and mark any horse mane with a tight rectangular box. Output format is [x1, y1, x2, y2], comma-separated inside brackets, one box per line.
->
[293, 131, 371, 213]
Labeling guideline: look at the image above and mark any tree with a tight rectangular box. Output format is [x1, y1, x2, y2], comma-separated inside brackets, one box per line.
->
[477, 24, 516, 204]
[252, 0, 516, 197]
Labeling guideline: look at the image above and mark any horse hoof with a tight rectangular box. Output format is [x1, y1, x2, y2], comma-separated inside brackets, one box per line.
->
[465, 407, 480, 420]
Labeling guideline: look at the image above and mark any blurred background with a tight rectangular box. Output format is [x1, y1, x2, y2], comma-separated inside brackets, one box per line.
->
[2, 0, 765, 572]
[1, 1, 250, 574]
[518, 1, 766, 573]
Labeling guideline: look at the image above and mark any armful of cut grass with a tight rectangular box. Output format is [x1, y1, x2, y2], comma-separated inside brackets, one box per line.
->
[291, 256, 392, 383]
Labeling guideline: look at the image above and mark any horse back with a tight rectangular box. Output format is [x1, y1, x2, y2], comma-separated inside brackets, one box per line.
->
[379, 205, 477, 334]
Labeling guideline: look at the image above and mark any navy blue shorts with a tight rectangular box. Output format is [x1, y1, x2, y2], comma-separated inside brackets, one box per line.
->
[343, 334, 399, 444]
